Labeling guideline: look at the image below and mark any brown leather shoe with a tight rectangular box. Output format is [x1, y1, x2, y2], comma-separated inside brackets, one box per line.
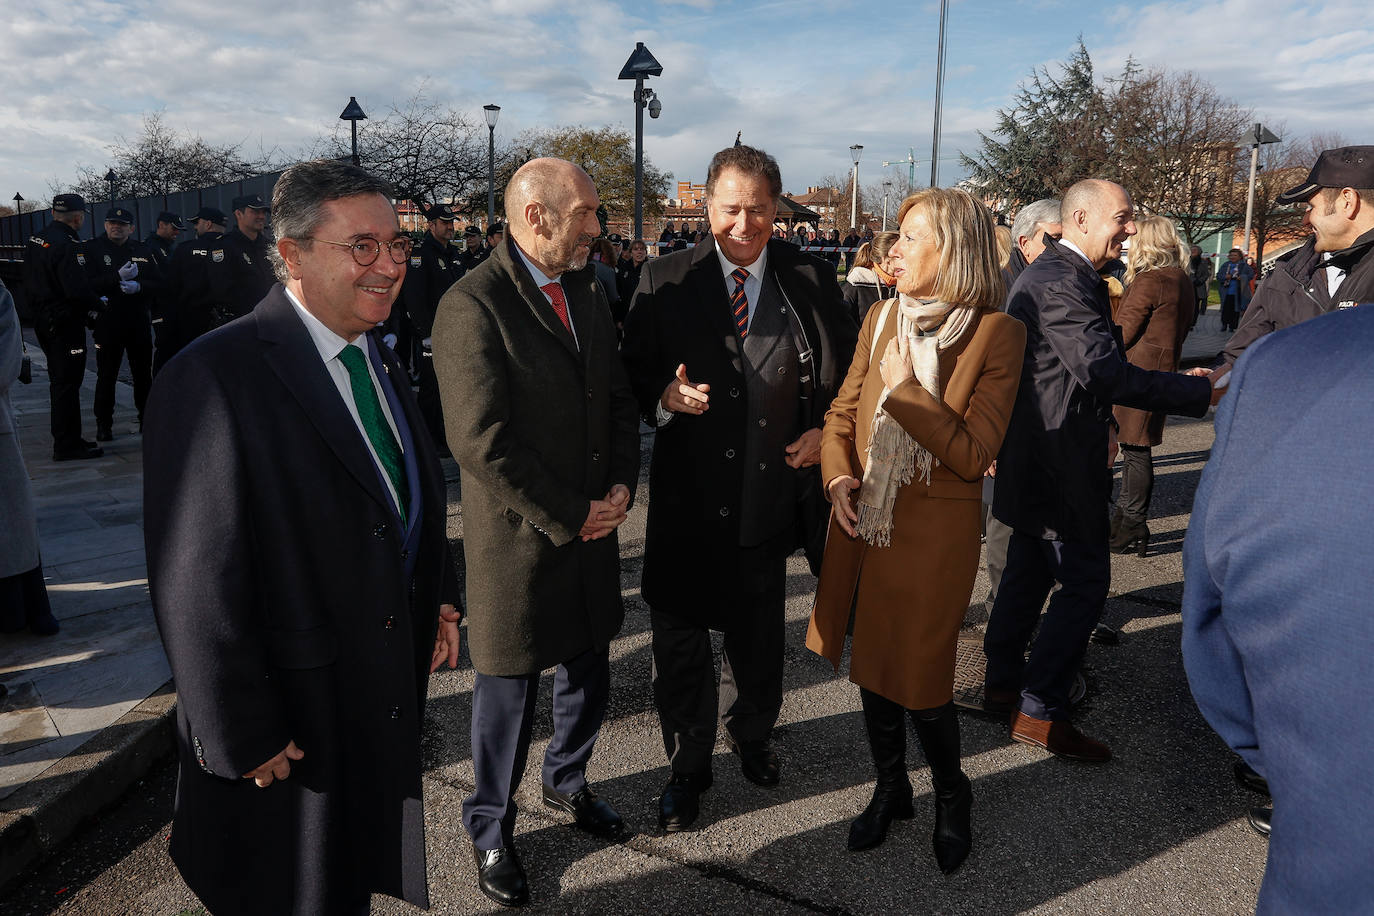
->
[1010, 712, 1112, 762]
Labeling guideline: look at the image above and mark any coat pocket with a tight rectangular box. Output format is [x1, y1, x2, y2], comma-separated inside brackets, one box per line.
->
[264, 625, 338, 670]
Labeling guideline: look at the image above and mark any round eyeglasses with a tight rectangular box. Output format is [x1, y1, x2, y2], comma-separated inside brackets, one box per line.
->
[306, 235, 414, 266]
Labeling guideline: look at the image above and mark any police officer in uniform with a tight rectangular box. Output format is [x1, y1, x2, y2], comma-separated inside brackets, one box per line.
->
[218, 193, 274, 326]
[145, 211, 184, 373]
[80, 207, 161, 439]
[401, 202, 465, 455]
[458, 224, 488, 272]
[157, 207, 229, 370]
[22, 193, 103, 460]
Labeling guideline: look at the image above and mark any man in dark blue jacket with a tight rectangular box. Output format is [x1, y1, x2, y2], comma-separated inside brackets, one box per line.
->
[985, 179, 1216, 761]
[1183, 304, 1374, 915]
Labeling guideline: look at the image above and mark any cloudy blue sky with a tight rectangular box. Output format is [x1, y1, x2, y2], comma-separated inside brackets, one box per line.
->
[2, 0, 1369, 205]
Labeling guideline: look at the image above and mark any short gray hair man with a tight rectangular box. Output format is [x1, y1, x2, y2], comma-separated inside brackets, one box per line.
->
[1010, 198, 1062, 265]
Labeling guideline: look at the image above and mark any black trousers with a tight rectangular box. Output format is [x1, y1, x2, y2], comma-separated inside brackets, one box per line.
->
[983, 531, 1110, 721]
[1117, 444, 1155, 527]
[93, 310, 153, 428]
[35, 319, 89, 453]
[462, 646, 610, 850]
[649, 547, 786, 775]
[414, 348, 448, 457]
[1221, 293, 1241, 330]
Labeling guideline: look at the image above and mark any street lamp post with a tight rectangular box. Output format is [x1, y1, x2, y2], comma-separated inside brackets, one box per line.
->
[882, 181, 892, 231]
[104, 169, 117, 207]
[12, 193, 24, 242]
[849, 145, 862, 232]
[1241, 122, 1281, 255]
[618, 41, 663, 241]
[483, 104, 500, 228]
[339, 96, 368, 167]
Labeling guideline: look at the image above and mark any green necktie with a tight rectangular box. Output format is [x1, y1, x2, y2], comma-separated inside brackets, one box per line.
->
[338, 345, 409, 522]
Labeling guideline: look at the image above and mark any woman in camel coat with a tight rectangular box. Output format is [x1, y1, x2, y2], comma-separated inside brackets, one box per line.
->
[1110, 215, 1194, 554]
[806, 188, 1025, 875]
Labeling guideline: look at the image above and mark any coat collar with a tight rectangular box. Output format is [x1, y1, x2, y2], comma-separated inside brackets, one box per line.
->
[491, 236, 591, 361]
[254, 287, 396, 517]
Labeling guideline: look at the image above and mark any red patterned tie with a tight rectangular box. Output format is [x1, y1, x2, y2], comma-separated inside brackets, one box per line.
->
[540, 282, 572, 333]
[730, 267, 750, 338]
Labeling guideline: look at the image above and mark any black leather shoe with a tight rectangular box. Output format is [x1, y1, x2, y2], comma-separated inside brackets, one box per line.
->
[1234, 759, 1270, 796]
[542, 784, 623, 838]
[53, 444, 103, 461]
[473, 845, 529, 907]
[659, 771, 712, 832]
[96, 425, 113, 442]
[1090, 622, 1120, 645]
[847, 783, 914, 851]
[727, 737, 780, 787]
[1247, 803, 1272, 838]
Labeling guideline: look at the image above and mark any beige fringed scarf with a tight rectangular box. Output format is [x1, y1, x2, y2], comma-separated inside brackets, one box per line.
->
[856, 295, 981, 546]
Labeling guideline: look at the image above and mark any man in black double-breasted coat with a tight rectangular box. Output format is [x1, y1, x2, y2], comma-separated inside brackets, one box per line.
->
[143, 160, 460, 916]
[432, 158, 640, 908]
[985, 179, 1215, 763]
[621, 145, 856, 832]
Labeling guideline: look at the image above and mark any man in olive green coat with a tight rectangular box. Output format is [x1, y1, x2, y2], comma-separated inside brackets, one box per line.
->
[431, 158, 640, 908]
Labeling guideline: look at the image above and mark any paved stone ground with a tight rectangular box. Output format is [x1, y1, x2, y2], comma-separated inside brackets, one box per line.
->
[3, 315, 1264, 914]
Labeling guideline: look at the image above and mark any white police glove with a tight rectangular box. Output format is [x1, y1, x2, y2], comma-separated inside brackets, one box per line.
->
[119, 280, 140, 295]
[118, 260, 139, 280]
[382, 333, 398, 349]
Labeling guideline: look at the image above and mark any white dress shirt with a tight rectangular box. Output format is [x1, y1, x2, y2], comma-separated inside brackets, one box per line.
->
[285, 287, 405, 513]
[1058, 238, 1096, 270]
[514, 243, 579, 348]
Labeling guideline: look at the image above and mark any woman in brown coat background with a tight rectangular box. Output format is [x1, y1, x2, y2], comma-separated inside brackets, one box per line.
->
[1110, 215, 1194, 554]
[806, 188, 1025, 875]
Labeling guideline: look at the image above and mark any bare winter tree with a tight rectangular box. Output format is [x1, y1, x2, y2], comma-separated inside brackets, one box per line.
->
[512, 125, 671, 224]
[55, 112, 280, 202]
[1233, 129, 1350, 263]
[314, 91, 487, 213]
[1108, 69, 1252, 244]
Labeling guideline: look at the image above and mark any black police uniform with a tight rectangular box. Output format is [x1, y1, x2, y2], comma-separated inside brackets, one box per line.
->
[458, 242, 488, 273]
[80, 233, 161, 436]
[145, 232, 178, 373]
[400, 230, 465, 454]
[22, 219, 101, 458]
[163, 231, 232, 358]
[218, 228, 274, 326]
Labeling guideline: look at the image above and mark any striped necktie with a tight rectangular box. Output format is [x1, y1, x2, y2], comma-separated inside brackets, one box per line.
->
[338, 345, 409, 521]
[730, 267, 750, 338]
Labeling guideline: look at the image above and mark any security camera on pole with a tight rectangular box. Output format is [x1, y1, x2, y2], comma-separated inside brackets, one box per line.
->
[618, 41, 663, 241]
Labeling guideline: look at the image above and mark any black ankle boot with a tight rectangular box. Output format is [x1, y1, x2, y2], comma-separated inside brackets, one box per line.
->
[911, 702, 972, 875]
[849, 689, 914, 851]
[1110, 519, 1150, 556]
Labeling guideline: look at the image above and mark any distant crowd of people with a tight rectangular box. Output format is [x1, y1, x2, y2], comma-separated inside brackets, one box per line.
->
[7, 139, 1373, 915]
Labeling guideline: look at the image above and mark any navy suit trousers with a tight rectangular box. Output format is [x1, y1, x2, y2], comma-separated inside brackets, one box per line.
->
[983, 531, 1110, 720]
[462, 646, 610, 850]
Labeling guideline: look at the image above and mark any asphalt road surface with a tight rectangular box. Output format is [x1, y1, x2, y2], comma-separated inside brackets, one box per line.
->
[5, 414, 1269, 915]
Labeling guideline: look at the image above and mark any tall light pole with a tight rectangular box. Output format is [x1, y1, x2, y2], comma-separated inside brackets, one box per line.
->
[849, 144, 863, 231]
[930, 0, 949, 187]
[339, 96, 368, 167]
[882, 181, 892, 230]
[883, 150, 917, 194]
[1241, 122, 1280, 255]
[618, 41, 663, 240]
[483, 104, 501, 228]
[12, 193, 24, 242]
[104, 169, 117, 207]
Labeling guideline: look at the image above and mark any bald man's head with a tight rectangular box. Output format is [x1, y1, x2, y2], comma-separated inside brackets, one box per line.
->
[1060, 179, 1136, 268]
[504, 157, 602, 278]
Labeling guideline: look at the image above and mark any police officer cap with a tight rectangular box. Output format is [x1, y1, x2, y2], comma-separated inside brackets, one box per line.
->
[105, 207, 135, 224]
[157, 211, 186, 229]
[193, 206, 228, 224]
[486, 221, 505, 238]
[1278, 145, 1374, 204]
[462, 225, 482, 237]
[424, 203, 458, 222]
[52, 193, 86, 213]
[231, 193, 269, 211]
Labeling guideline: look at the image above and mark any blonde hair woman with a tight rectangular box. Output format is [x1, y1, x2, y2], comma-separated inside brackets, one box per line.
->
[806, 189, 1026, 874]
[843, 230, 900, 323]
[1110, 215, 1194, 554]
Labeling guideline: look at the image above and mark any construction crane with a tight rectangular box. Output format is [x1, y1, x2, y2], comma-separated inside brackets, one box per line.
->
[881, 149, 917, 194]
